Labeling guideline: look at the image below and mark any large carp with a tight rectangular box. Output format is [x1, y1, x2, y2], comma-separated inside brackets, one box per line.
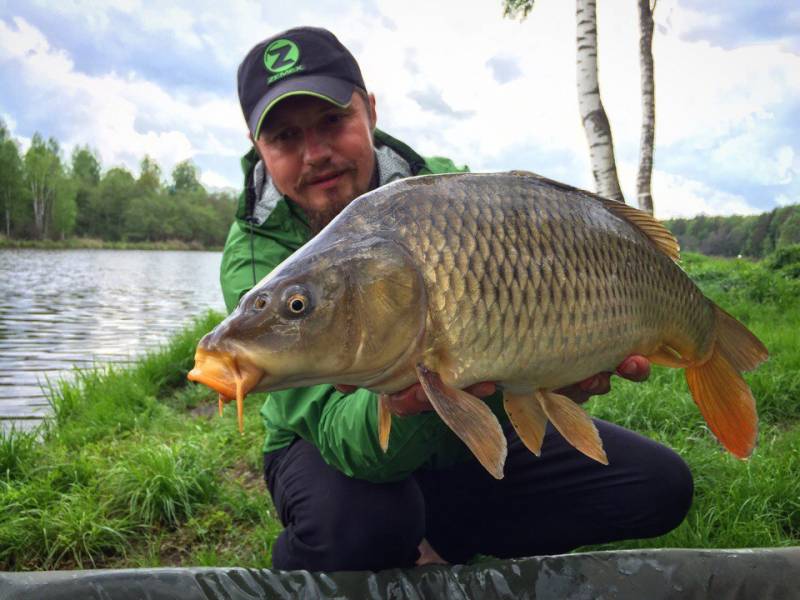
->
[188, 171, 768, 479]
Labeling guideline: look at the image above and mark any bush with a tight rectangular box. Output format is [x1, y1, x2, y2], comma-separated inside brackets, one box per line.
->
[766, 244, 800, 278]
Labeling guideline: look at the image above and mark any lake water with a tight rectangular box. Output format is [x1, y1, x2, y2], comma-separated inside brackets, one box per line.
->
[0, 249, 226, 430]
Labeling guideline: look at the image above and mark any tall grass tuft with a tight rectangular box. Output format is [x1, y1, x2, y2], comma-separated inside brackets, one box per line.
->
[0, 427, 40, 481]
[105, 442, 219, 527]
[37, 488, 132, 568]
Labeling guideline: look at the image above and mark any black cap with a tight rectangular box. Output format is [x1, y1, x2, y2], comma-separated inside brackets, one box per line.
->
[237, 26, 366, 140]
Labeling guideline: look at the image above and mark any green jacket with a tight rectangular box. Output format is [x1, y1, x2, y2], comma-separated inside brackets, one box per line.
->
[219, 129, 505, 482]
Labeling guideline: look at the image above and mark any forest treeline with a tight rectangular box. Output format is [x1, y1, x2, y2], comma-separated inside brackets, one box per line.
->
[665, 204, 800, 258]
[3, 118, 798, 256]
[0, 119, 236, 248]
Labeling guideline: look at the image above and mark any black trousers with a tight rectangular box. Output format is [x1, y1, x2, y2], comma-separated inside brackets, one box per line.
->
[263, 419, 693, 572]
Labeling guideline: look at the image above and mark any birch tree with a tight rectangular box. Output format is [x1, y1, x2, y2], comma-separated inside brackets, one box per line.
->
[637, 0, 656, 213]
[503, 0, 657, 212]
[24, 134, 63, 239]
[575, 0, 624, 202]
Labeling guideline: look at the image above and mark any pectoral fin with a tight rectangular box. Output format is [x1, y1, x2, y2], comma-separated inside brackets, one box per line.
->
[503, 391, 548, 456]
[378, 394, 392, 453]
[415, 364, 507, 479]
[535, 390, 608, 465]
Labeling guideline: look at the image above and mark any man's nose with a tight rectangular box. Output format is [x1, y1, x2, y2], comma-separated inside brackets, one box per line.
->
[302, 128, 331, 164]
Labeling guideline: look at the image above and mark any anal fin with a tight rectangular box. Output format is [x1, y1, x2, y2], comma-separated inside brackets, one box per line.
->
[535, 390, 608, 465]
[416, 364, 507, 479]
[503, 391, 548, 456]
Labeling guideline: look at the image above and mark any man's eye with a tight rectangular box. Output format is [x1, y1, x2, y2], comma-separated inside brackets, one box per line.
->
[273, 128, 299, 142]
[325, 113, 343, 125]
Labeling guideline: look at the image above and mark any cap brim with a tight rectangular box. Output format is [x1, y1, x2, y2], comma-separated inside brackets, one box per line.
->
[248, 75, 355, 138]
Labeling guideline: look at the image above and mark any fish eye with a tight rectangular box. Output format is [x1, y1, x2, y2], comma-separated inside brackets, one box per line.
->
[287, 293, 307, 315]
[280, 285, 314, 319]
[253, 296, 267, 310]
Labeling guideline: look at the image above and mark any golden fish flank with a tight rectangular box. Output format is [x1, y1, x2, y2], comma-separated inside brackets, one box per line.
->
[187, 171, 768, 480]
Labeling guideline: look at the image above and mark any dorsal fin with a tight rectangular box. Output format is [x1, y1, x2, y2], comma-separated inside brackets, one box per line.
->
[598, 197, 680, 262]
[504, 169, 680, 262]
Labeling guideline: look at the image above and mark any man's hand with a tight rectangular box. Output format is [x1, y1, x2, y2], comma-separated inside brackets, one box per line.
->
[556, 355, 651, 405]
[334, 355, 651, 416]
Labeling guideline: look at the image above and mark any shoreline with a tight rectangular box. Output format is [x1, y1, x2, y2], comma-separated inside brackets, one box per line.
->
[0, 238, 222, 252]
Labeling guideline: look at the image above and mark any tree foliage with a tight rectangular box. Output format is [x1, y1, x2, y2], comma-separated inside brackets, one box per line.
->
[0, 120, 27, 237]
[171, 160, 203, 194]
[665, 206, 800, 258]
[0, 127, 235, 247]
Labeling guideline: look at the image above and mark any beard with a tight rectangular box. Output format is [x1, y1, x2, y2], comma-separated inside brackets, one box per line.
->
[302, 161, 378, 235]
[306, 194, 355, 235]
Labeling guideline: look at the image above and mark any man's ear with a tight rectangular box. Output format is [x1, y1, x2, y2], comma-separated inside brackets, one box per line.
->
[249, 132, 268, 167]
[368, 92, 377, 131]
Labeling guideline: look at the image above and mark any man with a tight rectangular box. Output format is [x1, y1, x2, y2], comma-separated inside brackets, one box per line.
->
[221, 26, 693, 572]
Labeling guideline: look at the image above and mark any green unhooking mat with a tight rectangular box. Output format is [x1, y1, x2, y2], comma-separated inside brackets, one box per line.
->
[1, 548, 799, 599]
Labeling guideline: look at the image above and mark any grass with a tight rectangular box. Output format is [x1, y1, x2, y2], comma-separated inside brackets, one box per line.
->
[0, 252, 798, 570]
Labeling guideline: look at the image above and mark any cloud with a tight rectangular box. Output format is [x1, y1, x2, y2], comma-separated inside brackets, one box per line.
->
[668, 0, 800, 54]
[775, 194, 797, 207]
[652, 170, 761, 219]
[200, 169, 237, 191]
[486, 56, 523, 84]
[409, 86, 475, 119]
[0, 16, 244, 181]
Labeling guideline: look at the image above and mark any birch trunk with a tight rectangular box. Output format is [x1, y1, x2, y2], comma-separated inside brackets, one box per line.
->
[637, 0, 656, 214]
[31, 181, 46, 239]
[576, 0, 624, 203]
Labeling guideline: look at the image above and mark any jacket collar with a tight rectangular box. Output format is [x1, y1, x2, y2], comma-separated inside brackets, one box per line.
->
[237, 129, 426, 228]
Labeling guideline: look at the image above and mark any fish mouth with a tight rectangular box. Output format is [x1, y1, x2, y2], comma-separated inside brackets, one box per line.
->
[187, 348, 264, 433]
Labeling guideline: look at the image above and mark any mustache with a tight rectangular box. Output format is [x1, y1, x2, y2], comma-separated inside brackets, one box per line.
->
[298, 161, 355, 187]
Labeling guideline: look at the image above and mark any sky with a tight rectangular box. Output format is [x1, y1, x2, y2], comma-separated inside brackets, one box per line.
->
[1, 0, 798, 219]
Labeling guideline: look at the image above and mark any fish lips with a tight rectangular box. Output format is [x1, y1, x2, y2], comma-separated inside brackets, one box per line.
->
[187, 348, 265, 400]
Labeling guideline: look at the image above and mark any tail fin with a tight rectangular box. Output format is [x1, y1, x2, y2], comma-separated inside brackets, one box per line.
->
[684, 304, 767, 459]
[713, 304, 769, 372]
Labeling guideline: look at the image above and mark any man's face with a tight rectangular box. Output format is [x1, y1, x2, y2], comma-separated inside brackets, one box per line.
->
[253, 91, 377, 234]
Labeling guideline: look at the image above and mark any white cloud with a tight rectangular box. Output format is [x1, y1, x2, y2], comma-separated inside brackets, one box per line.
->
[1, 111, 31, 152]
[200, 169, 237, 191]
[651, 170, 761, 219]
[0, 16, 245, 178]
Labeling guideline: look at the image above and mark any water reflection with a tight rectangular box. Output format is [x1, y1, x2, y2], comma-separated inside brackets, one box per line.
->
[0, 249, 225, 428]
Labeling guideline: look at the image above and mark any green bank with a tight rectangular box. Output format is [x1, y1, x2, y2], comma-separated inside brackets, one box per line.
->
[1, 251, 798, 570]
